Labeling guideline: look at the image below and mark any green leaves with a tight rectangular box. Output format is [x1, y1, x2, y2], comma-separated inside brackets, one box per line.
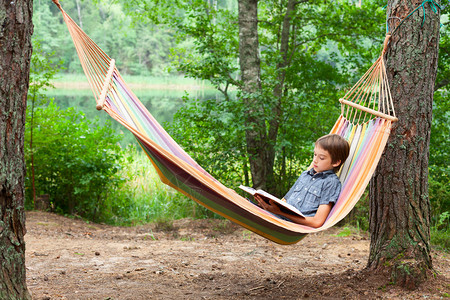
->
[28, 40, 62, 106]
[34, 0, 179, 76]
[24, 101, 127, 221]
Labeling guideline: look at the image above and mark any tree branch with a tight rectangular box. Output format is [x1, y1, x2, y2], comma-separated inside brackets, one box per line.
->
[435, 78, 450, 91]
[295, 31, 364, 47]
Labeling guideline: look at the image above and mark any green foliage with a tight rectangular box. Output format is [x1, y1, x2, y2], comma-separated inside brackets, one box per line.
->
[429, 84, 449, 249]
[28, 26, 215, 224]
[28, 38, 63, 208]
[28, 39, 62, 104]
[27, 37, 129, 222]
[428, 0, 450, 251]
[34, 0, 178, 75]
[431, 212, 450, 251]
[435, 7, 450, 91]
[24, 101, 126, 222]
[335, 227, 354, 237]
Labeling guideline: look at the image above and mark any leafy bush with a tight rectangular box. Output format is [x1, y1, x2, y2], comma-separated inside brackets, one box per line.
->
[428, 90, 449, 249]
[24, 101, 127, 222]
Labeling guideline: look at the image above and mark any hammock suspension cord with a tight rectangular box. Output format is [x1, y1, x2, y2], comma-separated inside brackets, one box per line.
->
[386, 0, 441, 34]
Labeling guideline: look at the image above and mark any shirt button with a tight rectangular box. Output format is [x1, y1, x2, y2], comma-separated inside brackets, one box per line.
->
[304, 188, 307, 191]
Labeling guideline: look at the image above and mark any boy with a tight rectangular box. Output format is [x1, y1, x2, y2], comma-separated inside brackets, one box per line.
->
[254, 134, 350, 228]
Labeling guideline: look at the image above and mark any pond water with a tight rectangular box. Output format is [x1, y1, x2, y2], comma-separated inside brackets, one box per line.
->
[45, 87, 218, 147]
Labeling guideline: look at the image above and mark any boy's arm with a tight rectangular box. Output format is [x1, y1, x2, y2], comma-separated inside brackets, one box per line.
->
[254, 195, 331, 228]
[278, 203, 333, 228]
[259, 199, 332, 228]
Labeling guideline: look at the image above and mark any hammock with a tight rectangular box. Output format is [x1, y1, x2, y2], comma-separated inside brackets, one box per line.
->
[53, 0, 397, 245]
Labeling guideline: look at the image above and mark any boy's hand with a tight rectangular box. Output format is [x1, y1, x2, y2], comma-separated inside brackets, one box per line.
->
[253, 194, 265, 207]
[254, 195, 282, 215]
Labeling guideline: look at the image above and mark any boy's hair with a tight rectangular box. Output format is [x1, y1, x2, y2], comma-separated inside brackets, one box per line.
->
[315, 134, 350, 172]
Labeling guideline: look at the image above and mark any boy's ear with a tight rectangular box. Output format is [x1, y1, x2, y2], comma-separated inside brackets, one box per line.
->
[332, 160, 341, 168]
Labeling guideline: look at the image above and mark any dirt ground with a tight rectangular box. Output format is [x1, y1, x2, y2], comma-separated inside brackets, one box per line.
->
[25, 211, 449, 300]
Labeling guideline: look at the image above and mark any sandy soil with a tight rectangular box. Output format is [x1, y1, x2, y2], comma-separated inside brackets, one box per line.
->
[25, 211, 449, 300]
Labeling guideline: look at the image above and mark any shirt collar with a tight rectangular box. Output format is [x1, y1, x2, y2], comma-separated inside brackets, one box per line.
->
[307, 168, 335, 177]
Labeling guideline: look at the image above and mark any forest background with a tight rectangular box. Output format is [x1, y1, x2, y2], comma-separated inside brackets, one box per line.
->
[27, 0, 448, 249]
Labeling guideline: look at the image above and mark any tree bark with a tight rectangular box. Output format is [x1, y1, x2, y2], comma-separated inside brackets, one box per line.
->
[238, 0, 299, 193]
[238, 0, 267, 189]
[0, 0, 33, 299]
[368, 0, 440, 289]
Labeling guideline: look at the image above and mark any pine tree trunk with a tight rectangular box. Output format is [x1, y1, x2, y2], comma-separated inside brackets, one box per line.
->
[0, 0, 33, 299]
[238, 0, 267, 189]
[368, 0, 440, 289]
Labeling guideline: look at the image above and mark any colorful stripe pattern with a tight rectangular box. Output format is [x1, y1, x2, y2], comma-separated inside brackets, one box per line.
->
[54, 1, 395, 244]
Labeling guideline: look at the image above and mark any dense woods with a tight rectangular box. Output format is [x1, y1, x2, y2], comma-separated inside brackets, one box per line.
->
[0, 1, 444, 296]
[34, 0, 178, 75]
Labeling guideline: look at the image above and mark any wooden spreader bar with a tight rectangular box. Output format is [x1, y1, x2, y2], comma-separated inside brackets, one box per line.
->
[339, 98, 398, 122]
[96, 59, 116, 110]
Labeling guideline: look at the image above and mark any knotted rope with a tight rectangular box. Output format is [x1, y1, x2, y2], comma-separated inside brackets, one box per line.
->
[387, 0, 442, 35]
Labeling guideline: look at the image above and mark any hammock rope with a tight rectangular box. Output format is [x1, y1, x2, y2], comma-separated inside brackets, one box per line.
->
[386, 0, 441, 34]
[52, 0, 398, 245]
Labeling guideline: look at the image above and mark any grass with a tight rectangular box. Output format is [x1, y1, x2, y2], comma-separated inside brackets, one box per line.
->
[431, 211, 450, 252]
[431, 228, 450, 252]
[334, 225, 366, 238]
[105, 148, 217, 226]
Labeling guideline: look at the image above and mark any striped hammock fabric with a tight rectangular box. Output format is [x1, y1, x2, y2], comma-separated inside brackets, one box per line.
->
[53, 0, 397, 244]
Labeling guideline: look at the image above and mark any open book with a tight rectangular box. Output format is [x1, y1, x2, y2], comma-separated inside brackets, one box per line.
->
[239, 185, 305, 218]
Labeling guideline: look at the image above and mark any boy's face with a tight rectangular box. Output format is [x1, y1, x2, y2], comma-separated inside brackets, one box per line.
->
[312, 146, 341, 173]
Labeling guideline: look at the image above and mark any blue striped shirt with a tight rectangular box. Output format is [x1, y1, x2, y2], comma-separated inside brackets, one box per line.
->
[284, 168, 341, 217]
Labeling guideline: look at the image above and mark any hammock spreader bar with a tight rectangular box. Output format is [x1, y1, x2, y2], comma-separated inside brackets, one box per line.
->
[52, 0, 397, 245]
[339, 98, 398, 122]
[97, 59, 115, 110]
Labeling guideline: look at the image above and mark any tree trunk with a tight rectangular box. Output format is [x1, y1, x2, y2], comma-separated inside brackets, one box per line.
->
[0, 0, 33, 299]
[238, 0, 298, 193]
[75, 0, 83, 29]
[368, 0, 440, 289]
[238, 0, 267, 189]
[266, 0, 297, 193]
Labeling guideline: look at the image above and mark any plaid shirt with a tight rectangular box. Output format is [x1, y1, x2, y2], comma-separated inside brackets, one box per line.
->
[284, 168, 341, 217]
